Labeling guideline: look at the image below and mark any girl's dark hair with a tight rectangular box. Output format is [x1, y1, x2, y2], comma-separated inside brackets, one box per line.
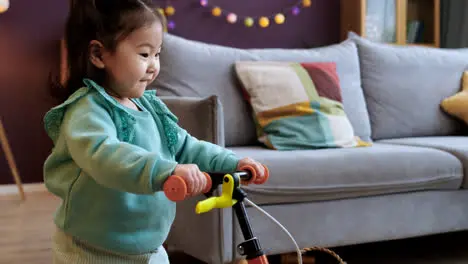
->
[52, 0, 165, 99]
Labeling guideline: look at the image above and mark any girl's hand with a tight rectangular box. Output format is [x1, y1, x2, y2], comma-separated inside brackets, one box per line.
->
[237, 157, 268, 184]
[173, 164, 207, 195]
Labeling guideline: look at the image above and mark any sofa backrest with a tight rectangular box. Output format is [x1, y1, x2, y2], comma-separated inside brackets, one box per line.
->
[349, 33, 468, 140]
[152, 33, 372, 146]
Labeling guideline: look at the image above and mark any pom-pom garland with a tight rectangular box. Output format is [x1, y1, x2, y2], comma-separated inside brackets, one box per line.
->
[200, 0, 312, 28]
[161, 0, 312, 30]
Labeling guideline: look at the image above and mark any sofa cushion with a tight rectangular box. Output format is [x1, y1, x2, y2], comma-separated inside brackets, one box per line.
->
[152, 33, 372, 146]
[348, 32, 468, 140]
[229, 143, 463, 205]
[378, 137, 468, 187]
[441, 71, 468, 125]
[234, 61, 365, 150]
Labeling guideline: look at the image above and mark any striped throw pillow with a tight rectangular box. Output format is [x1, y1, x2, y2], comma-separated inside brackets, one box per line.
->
[235, 61, 368, 150]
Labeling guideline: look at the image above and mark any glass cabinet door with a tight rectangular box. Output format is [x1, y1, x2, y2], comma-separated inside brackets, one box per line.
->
[365, 0, 397, 43]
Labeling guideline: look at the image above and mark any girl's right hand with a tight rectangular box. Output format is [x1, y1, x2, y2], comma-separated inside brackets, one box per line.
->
[172, 164, 207, 196]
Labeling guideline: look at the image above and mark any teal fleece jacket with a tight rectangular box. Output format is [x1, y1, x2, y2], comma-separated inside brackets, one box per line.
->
[43, 78, 239, 254]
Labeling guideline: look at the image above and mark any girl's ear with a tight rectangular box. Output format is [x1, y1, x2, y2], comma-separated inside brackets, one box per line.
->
[89, 40, 106, 69]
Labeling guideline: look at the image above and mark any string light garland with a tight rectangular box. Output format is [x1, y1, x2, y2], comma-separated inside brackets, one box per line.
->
[160, 0, 312, 30]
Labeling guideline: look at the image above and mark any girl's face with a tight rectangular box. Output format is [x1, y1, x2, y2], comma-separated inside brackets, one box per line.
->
[91, 20, 163, 99]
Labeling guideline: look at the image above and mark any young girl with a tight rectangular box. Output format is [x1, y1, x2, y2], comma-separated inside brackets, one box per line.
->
[43, 1, 267, 263]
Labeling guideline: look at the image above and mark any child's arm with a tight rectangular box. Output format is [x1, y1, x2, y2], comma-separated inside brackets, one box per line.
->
[174, 130, 269, 185]
[174, 127, 240, 173]
[63, 96, 178, 194]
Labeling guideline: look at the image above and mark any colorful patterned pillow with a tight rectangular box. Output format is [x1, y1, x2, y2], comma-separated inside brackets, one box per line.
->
[234, 61, 369, 150]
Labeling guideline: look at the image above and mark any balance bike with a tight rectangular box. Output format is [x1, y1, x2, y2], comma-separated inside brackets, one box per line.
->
[163, 165, 272, 264]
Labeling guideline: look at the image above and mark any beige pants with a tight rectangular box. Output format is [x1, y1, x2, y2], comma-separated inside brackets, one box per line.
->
[52, 228, 169, 264]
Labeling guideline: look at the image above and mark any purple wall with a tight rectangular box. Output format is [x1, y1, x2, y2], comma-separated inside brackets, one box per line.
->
[0, 0, 68, 185]
[0, 0, 340, 184]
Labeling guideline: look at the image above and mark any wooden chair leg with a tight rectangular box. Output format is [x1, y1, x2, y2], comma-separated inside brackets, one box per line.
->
[0, 119, 25, 200]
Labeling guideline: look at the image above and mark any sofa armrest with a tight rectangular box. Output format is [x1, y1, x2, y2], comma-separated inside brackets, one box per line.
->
[160, 95, 226, 147]
[159, 96, 234, 263]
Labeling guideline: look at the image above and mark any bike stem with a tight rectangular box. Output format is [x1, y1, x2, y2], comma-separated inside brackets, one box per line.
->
[197, 171, 270, 263]
[232, 187, 269, 263]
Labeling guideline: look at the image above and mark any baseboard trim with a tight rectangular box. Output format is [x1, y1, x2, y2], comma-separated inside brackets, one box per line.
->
[0, 182, 47, 196]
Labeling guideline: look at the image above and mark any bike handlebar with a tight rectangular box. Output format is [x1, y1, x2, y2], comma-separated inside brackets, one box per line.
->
[163, 165, 269, 202]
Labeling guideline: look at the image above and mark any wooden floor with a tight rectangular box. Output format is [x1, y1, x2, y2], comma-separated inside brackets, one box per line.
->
[3, 184, 468, 264]
[1, 187, 56, 264]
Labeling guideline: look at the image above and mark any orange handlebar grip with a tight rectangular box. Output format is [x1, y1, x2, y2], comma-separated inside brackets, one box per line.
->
[202, 172, 212, 193]
[163, 175, 188, 202]
[163, 173, 213, 202]
[239, 164, 270, 185]
[239, 165, 257, 185]
[254, 165, 269, 184]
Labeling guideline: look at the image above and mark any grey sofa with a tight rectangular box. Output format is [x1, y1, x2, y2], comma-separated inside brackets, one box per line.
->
[153, 32, 468, 264]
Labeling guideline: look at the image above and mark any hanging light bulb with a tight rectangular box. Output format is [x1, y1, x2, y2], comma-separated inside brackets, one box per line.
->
[0, 0, 9, 13]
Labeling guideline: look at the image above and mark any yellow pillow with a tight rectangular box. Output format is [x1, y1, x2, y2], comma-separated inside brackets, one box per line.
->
[441, 71, 468, 124]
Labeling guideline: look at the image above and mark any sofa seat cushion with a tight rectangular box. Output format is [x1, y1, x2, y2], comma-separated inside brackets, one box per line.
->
[378, 137, 468, 187]
[229, 143, 463, 205]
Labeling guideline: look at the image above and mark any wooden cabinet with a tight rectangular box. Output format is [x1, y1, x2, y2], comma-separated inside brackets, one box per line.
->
[340, 0, 440, 47]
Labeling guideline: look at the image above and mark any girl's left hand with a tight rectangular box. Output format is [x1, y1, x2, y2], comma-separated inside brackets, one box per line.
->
[237, 157, 268, 184]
